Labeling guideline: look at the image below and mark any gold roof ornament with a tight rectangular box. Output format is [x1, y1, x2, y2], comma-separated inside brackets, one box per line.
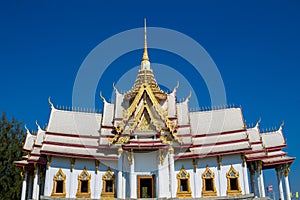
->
[142, 18, 149, 62]
[125, 19, 167, 100]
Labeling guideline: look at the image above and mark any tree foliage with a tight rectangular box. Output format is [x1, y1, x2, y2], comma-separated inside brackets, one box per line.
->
[0, 112, 25, 200]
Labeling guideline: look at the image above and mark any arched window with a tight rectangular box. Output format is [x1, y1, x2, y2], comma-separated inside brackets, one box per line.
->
[202, 167, 217, 197]
[101, 167, 115, 198]
[226, 165, 242, 196]
[51, 168, 66, 197]
[76, 168, 91, 198]
[176, 166, 192, 198]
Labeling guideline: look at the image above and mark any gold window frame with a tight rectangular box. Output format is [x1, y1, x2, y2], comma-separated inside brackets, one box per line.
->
[76, 168, 91, 198]
[226, 165, 242, 196]
[101, 167, 115, 199]
[201, 167, 217, 197]
[51, 168, 66, 198]
[176, 167, 192, 198]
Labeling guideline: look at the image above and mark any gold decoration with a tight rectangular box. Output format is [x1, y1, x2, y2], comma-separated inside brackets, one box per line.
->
[116, 135, 130, 144]
[118, 147, 123, 155]
[108, 134, 119, 145]
[125, 150, 134, 165]
[284, 165, 290, 177]
[176, 167, 192, 198]
[169, 146, 174, 154]
[51, 168, 66, 198]
[202, 167, 217, 197]
[158, 149, 167, 165]
[160, 135, 171, 144]
[226, 165, 242, 196]
[76, 167, 91, 198]
[101, 167, 115, 199]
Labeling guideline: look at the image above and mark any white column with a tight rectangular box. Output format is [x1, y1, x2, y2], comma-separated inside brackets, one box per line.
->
[122, 171, 126, 199]
[276, 166, 284, 200]
[130, 151, 136, 198]
[21, 171, 28, 200]
[259, 167, 265, 197]
[32, 166, 40, 200]
[117, 148, 123, 199]
[242, 156, 250, 194]
[284, 166, 291, 200]
[169, 147, 175, 198]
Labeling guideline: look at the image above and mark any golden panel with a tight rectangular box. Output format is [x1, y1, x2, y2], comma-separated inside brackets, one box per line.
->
[201, 167, 217, 197]
[51, 168, 66, 198]
[226, 165, 242, 196]
[176, 167, 192, 198]
[101, 167, 115, 199]
[76, 168, 91, 198]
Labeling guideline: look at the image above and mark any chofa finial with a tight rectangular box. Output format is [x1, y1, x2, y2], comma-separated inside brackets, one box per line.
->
[99, 91, 107, 103]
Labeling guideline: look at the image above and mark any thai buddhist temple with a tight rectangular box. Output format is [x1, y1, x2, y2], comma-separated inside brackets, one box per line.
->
[15, 21, 295, 200]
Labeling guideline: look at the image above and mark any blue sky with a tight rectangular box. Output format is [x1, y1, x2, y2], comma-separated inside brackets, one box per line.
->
[0, 0, 299, 195]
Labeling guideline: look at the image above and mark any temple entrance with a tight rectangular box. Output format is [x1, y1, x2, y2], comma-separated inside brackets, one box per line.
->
[137, 175, 155, 198]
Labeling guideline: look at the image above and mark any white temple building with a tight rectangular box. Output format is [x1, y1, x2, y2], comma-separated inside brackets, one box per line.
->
[15, 22, 295, 200]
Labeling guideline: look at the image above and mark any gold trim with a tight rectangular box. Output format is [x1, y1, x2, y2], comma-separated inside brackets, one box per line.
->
[201, 167, 217, 197]
[284, 165, 290, 177]
[51, 168, 66, 198]
[176, 167, 192, 198]
[101, 167, 115, 199]
[76, 167, 91, 198]
[226, 165, 242, 196]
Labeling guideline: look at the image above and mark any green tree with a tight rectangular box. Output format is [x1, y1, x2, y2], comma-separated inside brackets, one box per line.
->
[0, 112, 25, 200]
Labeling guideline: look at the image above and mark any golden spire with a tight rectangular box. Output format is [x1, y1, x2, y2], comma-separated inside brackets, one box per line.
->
[142, 18, 149, 61]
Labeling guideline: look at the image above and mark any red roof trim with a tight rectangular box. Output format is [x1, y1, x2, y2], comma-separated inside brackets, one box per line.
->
[190, 138, 249, 148]
[246, 149, 265, 155]
[101, 125, 114, 129]
[263, 158, 295, 167]
[266, 145, 287, 151]
[46, 132, 99, 139]
[246, 152, 286, 161]
[250, 141, 263, 145]
[175, 148, 251, 160]
[177, 125, 190, 128]
[192, 129, 246, 138]
[40, 150, 118, 160]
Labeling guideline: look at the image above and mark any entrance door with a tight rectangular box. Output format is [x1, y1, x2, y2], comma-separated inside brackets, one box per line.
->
[137, 175, 155, 198]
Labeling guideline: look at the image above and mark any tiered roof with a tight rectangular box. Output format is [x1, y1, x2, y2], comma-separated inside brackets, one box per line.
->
[15, 21, 294, 169]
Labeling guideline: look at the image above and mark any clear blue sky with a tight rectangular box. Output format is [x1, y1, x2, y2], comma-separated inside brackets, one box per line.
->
[0, 0, 299, 195]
